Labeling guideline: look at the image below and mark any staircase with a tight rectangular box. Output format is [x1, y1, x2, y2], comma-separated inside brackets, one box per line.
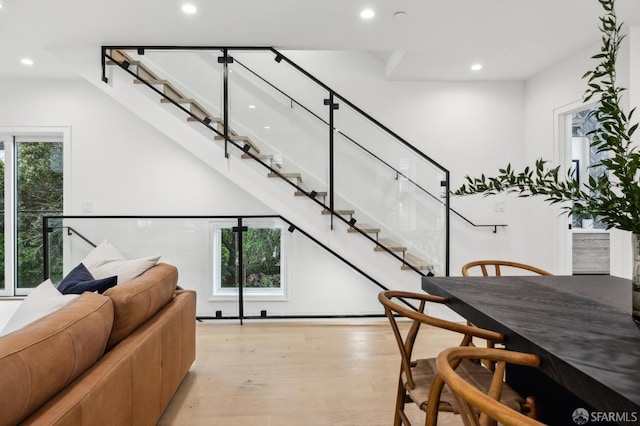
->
[104, 47, 445, 276]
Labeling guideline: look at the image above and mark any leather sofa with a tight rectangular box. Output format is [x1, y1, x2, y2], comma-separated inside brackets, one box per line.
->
[0, 263, 196, 425]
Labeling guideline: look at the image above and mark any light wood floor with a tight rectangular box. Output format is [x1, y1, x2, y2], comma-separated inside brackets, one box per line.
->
[159, 319, 465, 425]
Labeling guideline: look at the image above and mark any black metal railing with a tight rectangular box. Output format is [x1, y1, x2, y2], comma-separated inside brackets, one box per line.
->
[100, 45, 509, 276]
[43, 215, 418, 321]
[230, 57, 507, 234]
[101, 47, 439, 276]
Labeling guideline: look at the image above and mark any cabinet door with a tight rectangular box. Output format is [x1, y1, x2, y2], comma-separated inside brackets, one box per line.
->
[572, 233, 610, 274]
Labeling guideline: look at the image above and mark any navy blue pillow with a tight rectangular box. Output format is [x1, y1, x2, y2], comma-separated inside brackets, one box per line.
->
[58, 263, 117, 294]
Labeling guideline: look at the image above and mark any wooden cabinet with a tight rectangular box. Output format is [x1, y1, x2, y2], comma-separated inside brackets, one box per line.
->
[572, 232, 610, 274]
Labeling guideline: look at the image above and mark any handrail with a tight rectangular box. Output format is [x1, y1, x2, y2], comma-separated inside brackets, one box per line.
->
[47, 225, 98, 248]
[101, 45, 445, 170]
[232, 57, 505, 232]
[102, 50, 431, 276]
[99, 45, 508, 276]
[269, 48, 450, 173]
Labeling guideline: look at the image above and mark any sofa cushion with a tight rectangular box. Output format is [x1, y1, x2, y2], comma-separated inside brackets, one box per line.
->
[82, 240, 161, 284]
[0, 292, 113, 425]
[57, 263, 118, 294]
[1, 279, 80, 336]
[103, 263, 178, 349]
[91, 255, 161, 284]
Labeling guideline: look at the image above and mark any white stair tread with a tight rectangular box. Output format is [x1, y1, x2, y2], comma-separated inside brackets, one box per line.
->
[348, 224, 380, 234]
[106, 59, 140, 66]
[268, 172, 301, 178]
[187, 116, 222, 123]
[374, 238, 407, 252]
[321, 209, 355, 215]
[401, 253, 433, 271]
[215, 135, 260, 153]
[134, 78, 169, 85]
[295, 190, 327, 197]
[242, 153, 273, 159]
[160, 97, 196, 104]
[214, 135, 252, 142]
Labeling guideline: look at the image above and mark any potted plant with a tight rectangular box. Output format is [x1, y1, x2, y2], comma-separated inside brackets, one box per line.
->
[454, 0, 640, 322]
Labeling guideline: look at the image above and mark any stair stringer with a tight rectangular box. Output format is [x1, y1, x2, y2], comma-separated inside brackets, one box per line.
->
[51, 47, 458, 319]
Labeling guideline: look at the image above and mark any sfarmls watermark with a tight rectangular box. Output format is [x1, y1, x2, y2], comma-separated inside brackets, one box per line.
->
[572, 408, 638, 424]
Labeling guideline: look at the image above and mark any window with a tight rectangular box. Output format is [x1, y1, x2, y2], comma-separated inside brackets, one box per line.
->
[213, 219, 285, 298]
[0, 131, 66, 296]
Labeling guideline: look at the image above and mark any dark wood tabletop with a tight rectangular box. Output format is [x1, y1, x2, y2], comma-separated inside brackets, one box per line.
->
[422, 275, 640, 425]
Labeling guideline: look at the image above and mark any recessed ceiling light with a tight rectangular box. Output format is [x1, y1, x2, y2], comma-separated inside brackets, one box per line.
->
[470, 63, 483, 71]
[182, 4, 197, 14]
[264, 126, 271, 130]
[360, 9, 375, 19]
[249, 105, 256, 109]
[20, 58, 34, 66]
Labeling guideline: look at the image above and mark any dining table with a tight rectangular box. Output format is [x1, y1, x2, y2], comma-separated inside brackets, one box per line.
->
[422, 274, 640, 426]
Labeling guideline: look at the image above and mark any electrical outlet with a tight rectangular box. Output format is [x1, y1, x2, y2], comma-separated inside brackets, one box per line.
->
[82, 202, 93, 213]
[494, 201, 505, 212]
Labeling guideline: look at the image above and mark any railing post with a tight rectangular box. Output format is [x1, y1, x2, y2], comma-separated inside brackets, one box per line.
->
[233, 217, 248, 324]
[42, 216, 50, 280]
[443, 175, 451, 276]
[101, 47, 108, 84]
[324, 94, 338, 230]
[218, 49, 234, 159]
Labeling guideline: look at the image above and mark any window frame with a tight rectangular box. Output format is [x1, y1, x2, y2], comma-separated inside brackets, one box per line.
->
[0, 127, 70, 297]
[211, 218, 288, 301]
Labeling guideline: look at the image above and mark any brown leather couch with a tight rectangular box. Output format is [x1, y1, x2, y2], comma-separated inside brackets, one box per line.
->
[0, 263, 196, 425]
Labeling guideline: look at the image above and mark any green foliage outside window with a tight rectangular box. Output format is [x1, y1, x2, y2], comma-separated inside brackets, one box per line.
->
[16, 142, 64, 288]
[220, 227, 281, 289]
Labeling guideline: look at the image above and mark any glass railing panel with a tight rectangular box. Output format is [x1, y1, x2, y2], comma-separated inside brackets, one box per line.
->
[57, 218, 216, 281]
[117, 48, 334, 204]
[48, 216, 383, 317]
[103, 47, 450, 274]
[227, 50, 331, 201]
[45, 217, 65, 285]
[333, 102, 448, 275]
[126, 49, 225, 129]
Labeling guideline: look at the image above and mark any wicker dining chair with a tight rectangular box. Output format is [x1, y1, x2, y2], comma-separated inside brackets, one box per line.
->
[461, 260, 552, 277]
[437, 346, 542, 426]
[378, 290, 509, 426]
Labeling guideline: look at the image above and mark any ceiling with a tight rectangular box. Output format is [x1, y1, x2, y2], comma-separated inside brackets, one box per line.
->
[1, 0, 639, 81]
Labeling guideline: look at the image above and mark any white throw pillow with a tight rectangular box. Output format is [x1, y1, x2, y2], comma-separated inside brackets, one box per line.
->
[82, 240, 125, 271]
[90, 255, 161, 284]
[82, 240, 161, 284]
[0, 280, 79, 336]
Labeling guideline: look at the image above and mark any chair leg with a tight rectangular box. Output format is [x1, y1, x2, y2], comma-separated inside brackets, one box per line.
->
[523, 396, 538, 419]
[394, 377, 406, 426]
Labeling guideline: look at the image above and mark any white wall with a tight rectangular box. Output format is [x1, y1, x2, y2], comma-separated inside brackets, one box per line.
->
[524, 27, 638, 278]
[0, 79, 267, 216]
